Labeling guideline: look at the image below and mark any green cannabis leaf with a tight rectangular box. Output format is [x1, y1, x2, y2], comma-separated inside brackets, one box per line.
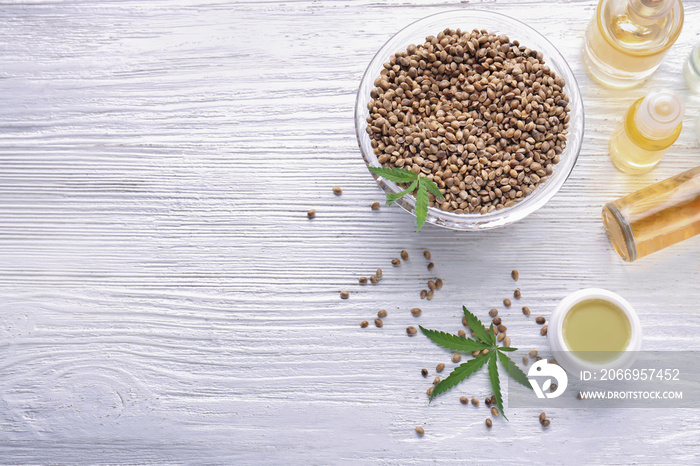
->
[367, 166, 444, 232]
[430, 353, 490, 400]
[420, 306, 533, 419]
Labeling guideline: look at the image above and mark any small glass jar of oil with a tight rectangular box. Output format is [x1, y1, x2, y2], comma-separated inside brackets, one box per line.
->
[582, 0, 684, 88]
[609, 90, 684, 174]
[603, 166, 700, 262]
[549, 289, 642, 375]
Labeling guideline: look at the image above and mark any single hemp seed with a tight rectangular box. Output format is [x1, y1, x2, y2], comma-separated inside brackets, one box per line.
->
[503, 298, 512, 307]
[391, 258, 401, 266]
[514, 289, 521, 299]
[423, 250, 431, 260]
[332, 186, 342, 195]
[411, 308, 422, 317]
[415, 426, 425, 436]
[406, 326, 417, 336]
[489, 309, 498, 317]
[451, 354, 462, 363]
[541, 325, 548, 336]
[377, 310, 388, 318]
[401, 250, 409, 261]
[360, 321, 369, 328]
[307, 209, 316, 219]
[436, 363, 445, 372]
[485, 418, 493, 429]
[460, 396, 469, 405]
[371, 202, 380, 210]
[375, 318, 383, 328]
[421, 368, 429, 377]
[427, 262, 435, 271]
[512, 270, 519, 281]
[522, 306, 531, 316]
[536, 316, 546, 324]
[359, 276, 368, 284]
[340, 291, 349, 299]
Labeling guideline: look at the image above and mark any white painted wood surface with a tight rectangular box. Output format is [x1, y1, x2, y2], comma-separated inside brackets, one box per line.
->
[1, 0, 699, 463]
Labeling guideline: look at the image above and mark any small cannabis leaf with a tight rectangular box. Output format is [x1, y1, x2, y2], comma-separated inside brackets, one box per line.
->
[367, 166, 444, 232]
[420, 306, 533, 419]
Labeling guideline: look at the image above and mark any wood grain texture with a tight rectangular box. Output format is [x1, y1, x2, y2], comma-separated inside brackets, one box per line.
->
[0, 0, 699, 463]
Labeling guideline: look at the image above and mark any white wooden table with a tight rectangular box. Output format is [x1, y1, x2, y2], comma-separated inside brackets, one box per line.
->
[1, 0, 699, 463]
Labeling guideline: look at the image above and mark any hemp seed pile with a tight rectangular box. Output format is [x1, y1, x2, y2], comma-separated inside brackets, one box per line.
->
[366, 28, 571, 214]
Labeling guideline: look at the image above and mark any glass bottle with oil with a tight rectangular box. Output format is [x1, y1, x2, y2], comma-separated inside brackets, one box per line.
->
[609, 89, 683, 174]
[582, 0, 684, 88]
[602, 166, 700, 262]
[683, 42, 700, 94]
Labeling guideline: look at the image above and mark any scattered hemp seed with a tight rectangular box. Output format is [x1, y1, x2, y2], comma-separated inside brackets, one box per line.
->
[497, 333, 506, 342]
[523, 356, 529, 365]
[427, 387, 433, 396]
[529, 350, 538, 358]
[406, 326, 417, 336]
[485, 397, 492, 406]
[536, 316, 546, 324]
[504, 336, 511, 347]
[436, 363, 445, 372]
[497, 324, 507, 333]
[539, 412, 546, 423]
[472, 351, 480, 357]
[491, 407, 499, 417]
[307, 209, 316, 219]
[360, 321, 369, 328]
[371, 202, 380, 210]
[428, 280, 436, 290]
[376, 268, 383, 278]
[492, 317, 502, 325]
[503, 298, 512, 307]
[377, 310, 388, 318]
[514, 289, 521, 299]
[433, 376, 441, 385]
[536, 356, 543, 361]
[485, 418, 493, 429]
[462, 316, 468, 326]
[427, 290, 434, 300]
[423, 250, 431, 260]
[427, 262, 435, 271]
[421, 368, 429, 377]
[512, 270, 519, 281]
[542, 419, 551, 428]
[391, 258, 401, 266]
[436, 279, 443, 290]
[401, 250, 409, 261]
[550, 383, 558, 392]
[541, 325, 548, 336]
[452, 354, 462, 363]
[522, 306, 531, 316]
[460, 396, 469, 405]
[332, 186, 342, 195]
[375, 318, 383, 328]
[471, 397, 480, 407]
[481, 349, 490, 355]
[369, 275, 379, 284]
[411, 308, 422, 317]
[359, 276, 368, 284]
[489, 309, 498, 317]
[415, 426, 425, 436]
[420, 290, 428, 299]
[340, 291, 349, 299]
[458, 330, 467, 338]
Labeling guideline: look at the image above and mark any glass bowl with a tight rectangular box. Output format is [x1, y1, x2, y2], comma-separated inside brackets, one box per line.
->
[354, 9, 584, 230]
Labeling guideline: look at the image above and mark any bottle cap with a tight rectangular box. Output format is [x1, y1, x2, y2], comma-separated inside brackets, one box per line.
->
[634, 90, 684, 139]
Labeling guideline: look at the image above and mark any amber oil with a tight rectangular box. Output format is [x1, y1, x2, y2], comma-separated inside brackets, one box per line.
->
[603, 166, 700, 261]
[583, 0, 684, 88]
